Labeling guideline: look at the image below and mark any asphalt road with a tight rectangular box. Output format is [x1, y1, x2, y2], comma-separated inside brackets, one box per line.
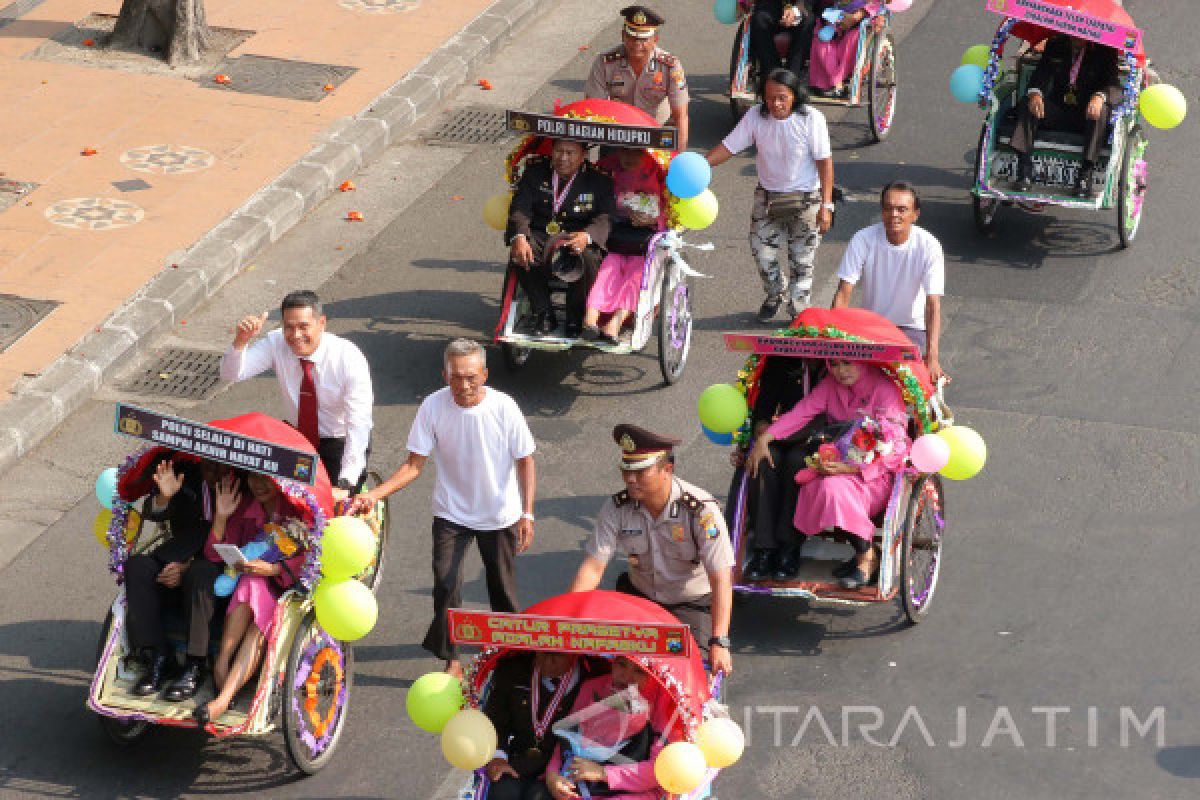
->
[1, 0, 1198, 798]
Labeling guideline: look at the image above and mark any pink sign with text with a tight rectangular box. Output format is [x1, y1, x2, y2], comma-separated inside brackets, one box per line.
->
[986, 0, 1142, 52]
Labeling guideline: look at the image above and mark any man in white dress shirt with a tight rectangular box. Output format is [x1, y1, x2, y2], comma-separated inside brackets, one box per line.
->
[220, 290, 374, 500]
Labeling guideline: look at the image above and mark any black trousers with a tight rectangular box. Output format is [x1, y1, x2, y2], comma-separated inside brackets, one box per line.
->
[317, 436, 369, 491]
[1010, 96, 1110, 165]
[511, 232, 602, 322]
[615, 572, 713, 656]
[124, 555, 221, 659]
[423, 517, 520, 661]
[752, 441, 809, 550]
[749, 10, 815, 76]
[489, 776, 553, 800]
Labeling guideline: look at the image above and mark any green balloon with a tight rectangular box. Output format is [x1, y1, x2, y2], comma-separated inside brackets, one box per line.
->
[407, 671, 464, 734]
[314, 578, 379, 641]
[962, 45, 991, 68]
[321, 516, 377, 580]
[673, 189, 719, 230]
[697, 384, 748, 434]
[936, 425, 987, 480]
[1140, 83, 1187, 130]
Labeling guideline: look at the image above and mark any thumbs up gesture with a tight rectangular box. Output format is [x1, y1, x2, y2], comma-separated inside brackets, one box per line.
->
[233, 311, 269, 349]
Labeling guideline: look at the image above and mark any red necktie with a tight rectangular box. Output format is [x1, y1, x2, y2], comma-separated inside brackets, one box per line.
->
[298, 359, 319, 448]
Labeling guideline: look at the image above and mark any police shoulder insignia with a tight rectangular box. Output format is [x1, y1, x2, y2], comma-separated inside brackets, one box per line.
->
[613, 489, 631, 506]
[657, 52, 677, 67]
[679, 492, 703, 513]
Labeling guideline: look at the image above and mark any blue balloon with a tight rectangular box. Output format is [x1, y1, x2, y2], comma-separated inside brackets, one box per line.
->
[666, 152, 712, 200]
[95, 467, 118, 510]
[949, 64, 985, 104]
[818, 25, 836, 42]
[713, 0, 738, 24]
[214, 573, 238, 597]
[702, 425, 734, 446]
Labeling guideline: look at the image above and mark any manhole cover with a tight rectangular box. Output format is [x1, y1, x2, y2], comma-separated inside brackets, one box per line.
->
[199, 54, 357, 102]
[122, 348, 224, 399]
[427, 107, 511, 144]
[0, 178, 38, 213]
[0, 294, 57, 353]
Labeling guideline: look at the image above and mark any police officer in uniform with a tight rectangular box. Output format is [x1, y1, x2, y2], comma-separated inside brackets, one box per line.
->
[506, 139, 616, 337]
[569, 424, 735, 674]
[585, 5, 691, 151]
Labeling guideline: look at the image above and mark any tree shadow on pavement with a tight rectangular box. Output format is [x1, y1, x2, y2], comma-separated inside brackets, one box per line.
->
[1156, 746, 1200, 779]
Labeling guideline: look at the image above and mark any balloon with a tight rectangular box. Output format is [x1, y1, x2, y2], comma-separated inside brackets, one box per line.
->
[665, 152, 712, 200]
[949, 64, 985, 104]
[909, 433, 951, 474]
[818, 25, 836, 42]
[702, 425, 733, 446]
[93, 508, 141, 547]
[482, 192, 512, 231]
[887, 0, 913, 11]
[314, 578, 379, 641]
[1140, 83, 1187, 130]
[713, 0, 738, 25]
[653, 741, 708, 794]
[936, 425, 987, 480]
[440, 709, 497, 770]
[697, 384, 748, 434]
[407, 671, 464, 733]
[672, 189, 719, 230]
[95, 467, 118, 510]
[696, 717, 745, 768]
[321, 516, 377, 580]
[961, 44, 991, 68]
[214, 572, 238, 597]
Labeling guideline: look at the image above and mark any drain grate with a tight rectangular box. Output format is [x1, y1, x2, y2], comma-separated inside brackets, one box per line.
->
[0, 293, 56, 353]
[427, 107, 511, 144]
[122, 348, 224, 399]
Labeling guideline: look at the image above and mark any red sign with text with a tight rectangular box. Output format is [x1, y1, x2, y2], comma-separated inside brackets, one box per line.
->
[447, 609, 692, 658]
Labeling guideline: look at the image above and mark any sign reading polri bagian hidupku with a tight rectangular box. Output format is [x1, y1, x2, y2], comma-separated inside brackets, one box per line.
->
[113, 403, 317, 486]
[507, 110, 678, 150]
[448, 609, 692, 658]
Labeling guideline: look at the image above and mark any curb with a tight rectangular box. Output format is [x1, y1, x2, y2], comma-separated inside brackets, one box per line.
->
[0, 0, 550, 475]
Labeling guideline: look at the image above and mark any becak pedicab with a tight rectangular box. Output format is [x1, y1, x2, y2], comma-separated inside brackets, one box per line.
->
[90, 407, 389, 774]
[437, 590, 740, 798]
[493, 99, 710, 385]
[720, 308, 955, 623]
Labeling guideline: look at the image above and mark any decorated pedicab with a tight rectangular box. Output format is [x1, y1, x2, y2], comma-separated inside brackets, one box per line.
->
[489, 99, 716, 385]
[706, 309, 978, 624]
[965, 0, 1184, 246]
[89, 405, 390, 774]
[403, 591, 743, 799]
[724, 0, 900, 141]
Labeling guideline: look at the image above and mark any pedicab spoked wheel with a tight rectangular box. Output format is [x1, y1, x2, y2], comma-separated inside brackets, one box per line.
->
[357, 471, 390, 591]
[972, 128, 1000, 233]
[1117, 125, 1148, 249]
[283, 614, 353, 775]
[867, 32, 897, 143]
[728, 19, 754, 123]
[657, 270, 692, 385]
[900, 474, 945, 624]
[94, 610, 151, 746]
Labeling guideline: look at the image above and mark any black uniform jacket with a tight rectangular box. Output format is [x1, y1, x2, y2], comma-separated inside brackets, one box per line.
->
[483, 653, 585, 780]
[505, 156, 616, 249]
[139, 459, 213, 565]
[1028, 35, 1123, 107]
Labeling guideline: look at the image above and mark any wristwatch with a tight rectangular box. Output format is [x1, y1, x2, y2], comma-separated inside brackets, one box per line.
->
[520, 512, 535, 521]
[708, 635, 731, 649]
[822, 202, 836, 212]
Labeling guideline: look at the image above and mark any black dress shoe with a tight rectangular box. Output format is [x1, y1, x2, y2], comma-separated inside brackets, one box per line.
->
[772, 546, 803, 580]
[581, 324, 601, 341]
[164, 662, 205, 702]
[757, 295, 782, 324]
[831, 558, 857, 579]
[132, 654, 170, 697]
[533, 310, 558, 336]
[192, 704, 211, 726]
[1013, 175, 1033, 193]
[600, 332, 621, 346]
[564, 320, 583, 339]
[1012, 157, 1034, 193]
[742, 549, 773, 581]
[1075, 167, 1097, 198]
[839, 563, 880, 590]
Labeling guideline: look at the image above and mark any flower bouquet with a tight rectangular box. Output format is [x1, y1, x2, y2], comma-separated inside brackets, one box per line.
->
[794, 415, 908, 484]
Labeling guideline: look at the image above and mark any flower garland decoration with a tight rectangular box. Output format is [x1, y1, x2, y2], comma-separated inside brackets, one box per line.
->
[1108, 50, 1141, 142]
[290, 630, 348, 755]
[978, 18, 1017, 104]
[106, 446, 153, 584]
[632, 655, 699, 740]
[277, 478, 327, 592]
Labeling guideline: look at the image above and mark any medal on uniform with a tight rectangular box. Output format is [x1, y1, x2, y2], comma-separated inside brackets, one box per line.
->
[1063, 88, 1078, 106]
[546, 170, 577, 236]
[545, 219, 562, 235]
[1063, 45, 1084, 108]
[530, 662, 577, 756]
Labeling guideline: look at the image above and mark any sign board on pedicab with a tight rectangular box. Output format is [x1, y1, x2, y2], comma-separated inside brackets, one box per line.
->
[985, 0, 1142, 52]
[113, 403, 318, 485]
[723, 333, 921, 363]
[447, 609, 692, 658]
[506, 110, 678, 150]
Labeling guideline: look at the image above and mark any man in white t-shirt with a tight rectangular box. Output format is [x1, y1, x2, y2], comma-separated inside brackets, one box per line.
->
[832, 181, 948, 382]
[350, 339, 537, 677]
[707, 67, 835, 323]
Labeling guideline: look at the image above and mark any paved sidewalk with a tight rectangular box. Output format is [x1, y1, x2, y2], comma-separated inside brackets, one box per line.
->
[0, 0, 544, 469]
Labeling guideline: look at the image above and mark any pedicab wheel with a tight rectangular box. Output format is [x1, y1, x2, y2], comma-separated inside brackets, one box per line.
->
[1117, 125, 1148, 249]
[657, 271, 692, 385]
[900, 474, 945, 624]
[283, 614, 353, 775]
[867, 32, 897, 143]
[357, 471, 390, 591]
[972, 127, 1000, 233]
[94, 611, 151, 746]
[728, 20, 754, 123]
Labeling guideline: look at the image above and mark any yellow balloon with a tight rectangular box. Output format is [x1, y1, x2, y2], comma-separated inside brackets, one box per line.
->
[936, 425, 987, 481]
[94, 509, 141, 547]
[1140, 83, 1187, 130]
[483, 192, 513, 231]
[961, 45, 990, 68]
[672, 189, 719, 230]
[314, 578, 379, 641]
[653, 741, 708, 794]
[440, 709, 497, 770]
[695, 717, 745, 768]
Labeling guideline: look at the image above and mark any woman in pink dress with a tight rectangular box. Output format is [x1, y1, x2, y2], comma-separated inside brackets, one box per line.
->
[193, 471, 308, 724]
[747, 359, 909, 589]
[581, 149, 667, 345]
[808, 1, 880, 97]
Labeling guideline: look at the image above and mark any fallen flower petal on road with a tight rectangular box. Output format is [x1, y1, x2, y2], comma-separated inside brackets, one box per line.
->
[339, 180, 355, 192]
[346, 211, 364, 221]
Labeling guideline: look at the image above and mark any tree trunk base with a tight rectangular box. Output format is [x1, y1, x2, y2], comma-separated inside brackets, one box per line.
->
[111, 0, 212, 66]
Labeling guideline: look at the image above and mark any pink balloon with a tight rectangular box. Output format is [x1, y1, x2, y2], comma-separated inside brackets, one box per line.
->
[887, 0, 913, 11]
[910, 434, 950, 473]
